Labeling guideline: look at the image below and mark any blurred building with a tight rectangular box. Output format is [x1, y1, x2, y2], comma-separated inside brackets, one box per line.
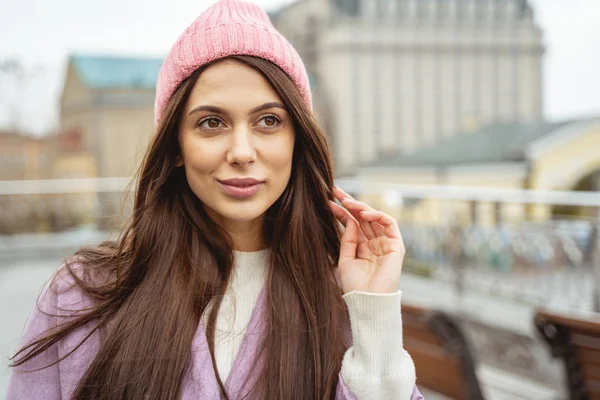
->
[0, 131, 58, 233]
[355, 117, 600, 224]
[52, 128, 97, 180]
[60, 54, 161, 178]
[59, 55, 162, 229]
[272, 0, 544, 176]
[0, 131, 56, 180]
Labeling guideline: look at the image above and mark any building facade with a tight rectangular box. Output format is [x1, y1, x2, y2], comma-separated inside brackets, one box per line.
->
[354, 117, 600, 225]
[59, 55, 162, 229]
[0, 131, 56, 181]
[273, 0, 545, 176]
[60, 55, 161, 179]
[0, 131, 59, 233]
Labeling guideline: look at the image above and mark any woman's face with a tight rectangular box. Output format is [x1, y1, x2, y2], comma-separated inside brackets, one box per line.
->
[177, 59, 295, 237]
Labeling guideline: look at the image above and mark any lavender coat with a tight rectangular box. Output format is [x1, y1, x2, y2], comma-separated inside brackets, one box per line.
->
[7, 269, 424, 399]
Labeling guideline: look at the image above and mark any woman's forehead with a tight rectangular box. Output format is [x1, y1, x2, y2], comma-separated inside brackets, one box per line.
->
[186, 60, 284, 111]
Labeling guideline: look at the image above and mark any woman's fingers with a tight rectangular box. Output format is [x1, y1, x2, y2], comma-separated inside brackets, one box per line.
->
[333, 187, 378, 239]
[370, 220, 387, 237]
[329, 200, 349, 224]
[339, 215, 359, 264]
[332, 187, 400, 243]
[332, 186, 349, 202]
[340, 198, 377, 239]
[338, 195, 387, 237]
[329, 201, 368, 247]
[359, 210, 402, 240]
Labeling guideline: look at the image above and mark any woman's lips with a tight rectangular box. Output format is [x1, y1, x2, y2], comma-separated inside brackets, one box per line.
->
[218, 181, 263, 199]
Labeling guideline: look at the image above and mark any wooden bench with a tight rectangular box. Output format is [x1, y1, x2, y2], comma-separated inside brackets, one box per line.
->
[535, 309, 600, 400]
[402, 303, 484, 400]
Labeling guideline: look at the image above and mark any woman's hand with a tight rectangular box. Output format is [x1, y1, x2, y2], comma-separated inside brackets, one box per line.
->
[329, 186, 406, 294]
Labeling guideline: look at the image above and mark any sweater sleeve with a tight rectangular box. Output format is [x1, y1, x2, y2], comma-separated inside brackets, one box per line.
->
[336, 290, 417, 400]
[6, 279, 63, 400]
[337, 378, 425, 400]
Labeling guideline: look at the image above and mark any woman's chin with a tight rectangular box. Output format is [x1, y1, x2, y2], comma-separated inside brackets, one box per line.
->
[212, 204, 268, 224]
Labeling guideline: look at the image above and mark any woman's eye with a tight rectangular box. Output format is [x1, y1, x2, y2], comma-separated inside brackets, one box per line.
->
[258, 115, 280, 128]
[199, 117, 223, 129]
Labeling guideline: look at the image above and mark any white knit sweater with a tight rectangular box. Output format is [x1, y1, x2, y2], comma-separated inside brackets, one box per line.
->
[202, 249, 416, 399]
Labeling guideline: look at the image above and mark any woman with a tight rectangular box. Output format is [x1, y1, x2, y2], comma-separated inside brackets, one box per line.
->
[8, 1, 424, 399]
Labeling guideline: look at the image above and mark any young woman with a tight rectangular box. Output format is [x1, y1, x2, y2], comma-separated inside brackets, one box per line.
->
[8, 1, 424, 399]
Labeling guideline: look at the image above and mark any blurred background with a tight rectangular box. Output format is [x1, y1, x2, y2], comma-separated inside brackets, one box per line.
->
[1, 0, 599, 399]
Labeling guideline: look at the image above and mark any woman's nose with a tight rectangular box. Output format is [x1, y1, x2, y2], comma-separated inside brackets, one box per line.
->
[226, 126, 257, 167]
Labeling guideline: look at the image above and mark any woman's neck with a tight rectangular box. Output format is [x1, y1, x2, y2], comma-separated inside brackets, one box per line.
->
[204, 208, 267, 251]
[233, 241, 267, 252]
[225, 219, 266, 252]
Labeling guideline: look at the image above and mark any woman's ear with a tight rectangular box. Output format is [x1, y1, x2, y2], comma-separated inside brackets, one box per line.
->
[175, 155, 184, 167]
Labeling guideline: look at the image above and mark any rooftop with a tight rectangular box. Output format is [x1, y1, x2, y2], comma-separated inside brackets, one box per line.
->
[367, 118, 592, 168]
[70, 54, 163, 90]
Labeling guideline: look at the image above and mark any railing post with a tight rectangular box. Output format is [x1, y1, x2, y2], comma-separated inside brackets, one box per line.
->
[591, 171, 600, 313]
[593, 206, 600, 312]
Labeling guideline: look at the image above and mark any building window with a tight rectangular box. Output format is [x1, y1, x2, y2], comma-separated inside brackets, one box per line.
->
[333, 0, 360, 17]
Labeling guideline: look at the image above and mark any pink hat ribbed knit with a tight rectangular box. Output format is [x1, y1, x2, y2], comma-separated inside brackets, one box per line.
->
[154, 0, 312, 126]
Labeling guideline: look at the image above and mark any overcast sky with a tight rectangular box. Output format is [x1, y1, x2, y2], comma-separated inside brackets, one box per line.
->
[0, 0, 598, 135]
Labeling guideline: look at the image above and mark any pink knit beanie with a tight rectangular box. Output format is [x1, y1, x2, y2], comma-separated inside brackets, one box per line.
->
[154, 0, 312, 126]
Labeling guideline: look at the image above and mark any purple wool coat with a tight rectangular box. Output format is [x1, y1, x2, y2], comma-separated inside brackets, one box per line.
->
[7, 268, 424, 399]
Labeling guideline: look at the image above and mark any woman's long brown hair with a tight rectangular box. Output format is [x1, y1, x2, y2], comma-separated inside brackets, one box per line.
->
[11, 55, 349, 399]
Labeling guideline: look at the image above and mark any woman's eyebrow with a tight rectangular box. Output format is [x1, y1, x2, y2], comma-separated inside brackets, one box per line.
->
[188, 102, 287, 117]
[248, 102, 287, 114]
[188, 105, 225, 116]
